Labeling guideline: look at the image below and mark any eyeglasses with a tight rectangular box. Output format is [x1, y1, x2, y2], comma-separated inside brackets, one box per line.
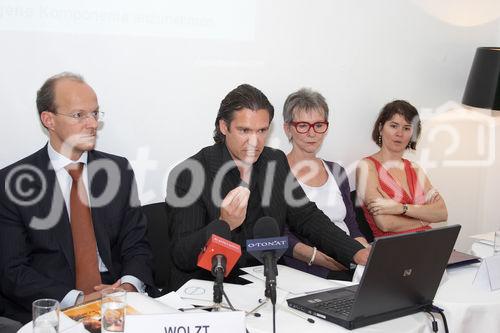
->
[54, 110, 105, 122]
[289, 121, 329, 134]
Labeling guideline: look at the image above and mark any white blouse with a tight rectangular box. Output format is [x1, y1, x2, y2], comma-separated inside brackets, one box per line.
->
[298, 161, 350, 235]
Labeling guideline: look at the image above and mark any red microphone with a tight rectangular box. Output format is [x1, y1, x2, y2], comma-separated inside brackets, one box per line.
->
[197, 220, 241, 278]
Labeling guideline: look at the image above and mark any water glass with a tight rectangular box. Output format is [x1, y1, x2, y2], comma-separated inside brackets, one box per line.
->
[101, 288, 126, 333]
[33, 299, 59, 333]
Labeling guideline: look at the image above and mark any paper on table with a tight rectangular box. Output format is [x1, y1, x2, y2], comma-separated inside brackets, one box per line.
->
[176, 279, 219, 303]
[176, 279, 287, 312]
[238, 273, 264, 284]
[124, 292, 179, 315]
[156, 291, 195, 310]
[473, 255, 500, 291]
[240, 265, 350, 294]
[488, 256, 500, 290]
[470, 232, 495, 246]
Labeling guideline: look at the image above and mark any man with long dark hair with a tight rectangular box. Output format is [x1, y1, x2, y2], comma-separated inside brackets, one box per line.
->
[167, 84, 369, 289]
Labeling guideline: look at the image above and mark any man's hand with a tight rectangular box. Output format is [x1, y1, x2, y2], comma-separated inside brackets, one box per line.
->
[93, 279, 121, 292]
[83, 280, 120, 303]
[353, 248, 370, 266]
[119, 283, 137, 292]
[82, 291, 101, 304]
[219, 186, 250, 230]
[82, 280, 137, 304]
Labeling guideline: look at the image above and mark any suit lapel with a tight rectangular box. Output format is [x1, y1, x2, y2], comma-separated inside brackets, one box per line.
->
[257, 149, 274, 218]
[207, 144, 239, 208]
[34, 145, 76, 276]
[257, 149, 287, 225]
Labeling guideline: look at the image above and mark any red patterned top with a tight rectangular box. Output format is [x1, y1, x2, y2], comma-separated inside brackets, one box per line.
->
[362, 156, 430, 238]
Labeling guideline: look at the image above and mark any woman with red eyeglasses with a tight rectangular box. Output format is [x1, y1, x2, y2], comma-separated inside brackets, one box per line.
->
[282, 88, 369, 280]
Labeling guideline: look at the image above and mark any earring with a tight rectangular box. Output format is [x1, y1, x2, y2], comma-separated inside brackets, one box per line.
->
[378, 135, 382, 146]
[406, 142, 412, 149]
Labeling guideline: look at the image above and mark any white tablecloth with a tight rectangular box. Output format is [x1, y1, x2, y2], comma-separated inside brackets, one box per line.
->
[433, 243, 500, 333]
[17, 253, 500, 333]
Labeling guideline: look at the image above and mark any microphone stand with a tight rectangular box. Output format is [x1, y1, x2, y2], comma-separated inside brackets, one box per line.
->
[212, 263, 224, 309]
[245, 297, 276, 333]
[180, 274, 249, 333]
[182, 255, 236, 312]
[263, 253, 277, 333]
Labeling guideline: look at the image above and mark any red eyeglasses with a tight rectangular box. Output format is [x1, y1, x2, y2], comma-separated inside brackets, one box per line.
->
[289, 121, 329, 134]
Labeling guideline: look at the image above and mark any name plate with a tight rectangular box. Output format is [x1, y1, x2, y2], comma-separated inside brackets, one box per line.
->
[125, 311, 246, 333]
[473, 255, 500, 291]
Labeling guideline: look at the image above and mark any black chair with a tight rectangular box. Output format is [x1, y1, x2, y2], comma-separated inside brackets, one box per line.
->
[0, 316, 23, 333]
[142, 202, 173, 291]
[350, 190, 374, 243]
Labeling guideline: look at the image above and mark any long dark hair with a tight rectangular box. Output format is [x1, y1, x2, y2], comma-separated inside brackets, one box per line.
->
[213, 84, 274, 143]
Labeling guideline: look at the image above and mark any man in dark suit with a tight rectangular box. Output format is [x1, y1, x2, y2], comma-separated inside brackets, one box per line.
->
[167, 84, 369, 290]
[0, 72, 154, 323]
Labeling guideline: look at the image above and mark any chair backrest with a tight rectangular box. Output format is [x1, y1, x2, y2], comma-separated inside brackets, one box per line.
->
[350, 190, 374, 243]
[142, 202, 172, 290]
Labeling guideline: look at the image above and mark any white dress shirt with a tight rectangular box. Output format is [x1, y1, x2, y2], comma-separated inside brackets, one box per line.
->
[47, 143, 144, 308]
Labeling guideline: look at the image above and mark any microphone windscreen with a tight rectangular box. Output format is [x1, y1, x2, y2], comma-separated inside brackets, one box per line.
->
[198, 220, 241, 277]
[253, 216, 280, 239]
[206, 219, 231, 242]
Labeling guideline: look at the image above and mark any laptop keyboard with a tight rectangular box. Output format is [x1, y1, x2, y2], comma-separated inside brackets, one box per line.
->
[314, 297, 355, 316]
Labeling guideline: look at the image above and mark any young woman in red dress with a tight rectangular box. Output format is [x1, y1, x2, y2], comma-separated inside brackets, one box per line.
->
[356, 100, 448, 238]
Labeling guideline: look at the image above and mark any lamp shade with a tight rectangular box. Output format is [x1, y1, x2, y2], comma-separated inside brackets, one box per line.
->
[462, 47, 500, 110]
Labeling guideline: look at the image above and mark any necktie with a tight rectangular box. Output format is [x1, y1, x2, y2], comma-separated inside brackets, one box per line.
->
[66, 163, 102, 294]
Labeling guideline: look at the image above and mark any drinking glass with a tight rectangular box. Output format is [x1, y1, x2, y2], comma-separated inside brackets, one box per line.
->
[101, 288, 126, 333]
[33, 299, 59, 333]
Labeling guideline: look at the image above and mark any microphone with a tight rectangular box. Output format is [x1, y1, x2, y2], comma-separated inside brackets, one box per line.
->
[197, 220, 242, 303]
[246, 216, 288, 305]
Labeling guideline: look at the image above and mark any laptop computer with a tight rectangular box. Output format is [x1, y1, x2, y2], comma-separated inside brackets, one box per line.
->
[287, 225, 461, 330]
[447, 249, 480, 267]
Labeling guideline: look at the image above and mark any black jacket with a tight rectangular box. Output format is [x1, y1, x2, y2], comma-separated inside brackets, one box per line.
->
[167, 143, 363, 290]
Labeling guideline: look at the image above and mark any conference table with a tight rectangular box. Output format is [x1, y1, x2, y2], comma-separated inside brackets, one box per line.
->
[433, 241, 500, 333]
[18, 245, 500, 333]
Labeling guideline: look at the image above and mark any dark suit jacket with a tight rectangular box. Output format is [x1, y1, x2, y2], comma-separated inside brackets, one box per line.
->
[0, 145, 155, 323]
[166, 143, 364, 290]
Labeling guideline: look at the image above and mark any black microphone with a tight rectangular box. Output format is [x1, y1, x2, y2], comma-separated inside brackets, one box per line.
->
[247, 217, 288, 305]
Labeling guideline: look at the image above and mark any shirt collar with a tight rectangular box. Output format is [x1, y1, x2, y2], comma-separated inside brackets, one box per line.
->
[47, 141, 88, 172]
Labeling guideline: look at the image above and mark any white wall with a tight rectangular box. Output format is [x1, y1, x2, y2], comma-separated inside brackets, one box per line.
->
[1, 0, 499, 250]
